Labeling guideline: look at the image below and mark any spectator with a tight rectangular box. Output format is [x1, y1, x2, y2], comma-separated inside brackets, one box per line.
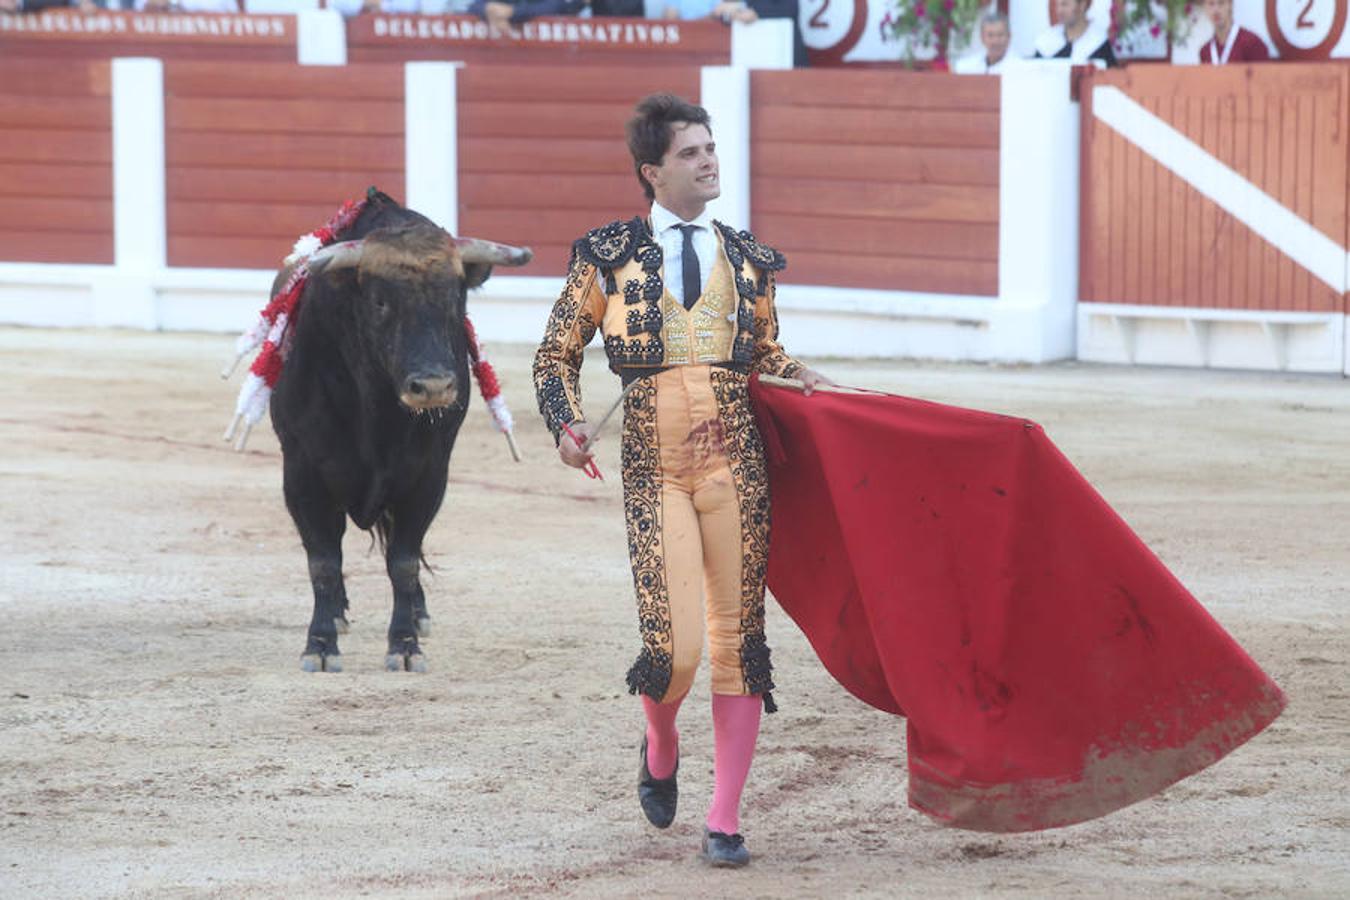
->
[329, 0, 435, 15]
[1033, 0, 1115, 66]
[134, 0, 242, 9]
[470, 0, 641, 35]
[655, 0, 807, 67]
[1199, 0, 1269, 63]
[953, 11, 1011, 74]
[1, 0, 86, 10]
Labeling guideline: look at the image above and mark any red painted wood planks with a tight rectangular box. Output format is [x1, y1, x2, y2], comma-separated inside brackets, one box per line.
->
[162, 61, 405, 269]
[0, 60, 112, 264]
[750, 69, 999, 293]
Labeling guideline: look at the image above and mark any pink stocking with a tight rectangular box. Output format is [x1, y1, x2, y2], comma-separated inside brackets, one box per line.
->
[642, 693, 684, 779]
[706, 692, 762, 835]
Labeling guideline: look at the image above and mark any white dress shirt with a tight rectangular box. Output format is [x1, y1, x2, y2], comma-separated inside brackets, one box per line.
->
[649, 201, 717, 309]
[952, 53, 1007, 74]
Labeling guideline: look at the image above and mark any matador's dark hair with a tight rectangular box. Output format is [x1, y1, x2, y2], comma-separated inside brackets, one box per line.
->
[626, 93, 713, 201]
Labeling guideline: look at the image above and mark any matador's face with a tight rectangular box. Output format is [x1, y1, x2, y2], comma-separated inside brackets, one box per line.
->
[645, 122, 720, 216]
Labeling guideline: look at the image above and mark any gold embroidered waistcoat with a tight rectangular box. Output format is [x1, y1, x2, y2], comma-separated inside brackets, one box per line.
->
[601, 229, 738, 366]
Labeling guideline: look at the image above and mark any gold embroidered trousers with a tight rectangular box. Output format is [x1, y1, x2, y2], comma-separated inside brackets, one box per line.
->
[621, 364, 774, 704]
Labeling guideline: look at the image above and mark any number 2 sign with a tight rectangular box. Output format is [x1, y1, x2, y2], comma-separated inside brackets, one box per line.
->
[800, 0, 879, 64]
[1266, 0, 1348, 57]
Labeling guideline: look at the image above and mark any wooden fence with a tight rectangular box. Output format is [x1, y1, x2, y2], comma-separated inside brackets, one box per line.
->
[1080, 63, 1348, 314]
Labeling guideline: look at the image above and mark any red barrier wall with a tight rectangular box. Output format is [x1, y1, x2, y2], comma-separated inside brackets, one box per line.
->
[1080, 64, 1347, 313]
[456, 64, 701, 276]
[749, 69, 1000, 293]
[0, 60, 114, 265]
[163, 62, 405, 270]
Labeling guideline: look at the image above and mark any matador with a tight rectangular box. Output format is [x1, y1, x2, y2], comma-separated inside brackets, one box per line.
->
[533, 93, 828, 867]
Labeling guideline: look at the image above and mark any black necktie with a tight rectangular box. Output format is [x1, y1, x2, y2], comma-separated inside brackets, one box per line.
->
[676, 224, 701, 311]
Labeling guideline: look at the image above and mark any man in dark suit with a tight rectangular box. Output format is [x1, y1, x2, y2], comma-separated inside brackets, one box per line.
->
[660, 0, 806, 67]
[470, 0, 643, 36]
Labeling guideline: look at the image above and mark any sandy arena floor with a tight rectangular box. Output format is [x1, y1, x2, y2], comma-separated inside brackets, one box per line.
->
[0, 326, 1346, 898]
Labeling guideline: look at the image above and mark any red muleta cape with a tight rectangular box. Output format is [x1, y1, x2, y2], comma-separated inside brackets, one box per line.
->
[749, 377, 1285, 833]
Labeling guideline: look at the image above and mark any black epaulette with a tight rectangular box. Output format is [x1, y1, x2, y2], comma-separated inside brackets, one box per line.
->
[714, 221, 787, 272]
[572, 217, 647, 270]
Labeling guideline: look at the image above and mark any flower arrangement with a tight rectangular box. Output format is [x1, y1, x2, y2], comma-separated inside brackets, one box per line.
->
[1110, 0, 1198, 58]
[887, 0, 988, 63]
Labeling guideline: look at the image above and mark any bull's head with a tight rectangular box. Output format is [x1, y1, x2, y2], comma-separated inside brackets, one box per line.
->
[306, 225, 531, 413]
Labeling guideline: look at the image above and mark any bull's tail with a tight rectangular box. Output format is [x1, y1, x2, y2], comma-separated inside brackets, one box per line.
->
[369, 512, 435, 574]
[371, 511, 391, 558]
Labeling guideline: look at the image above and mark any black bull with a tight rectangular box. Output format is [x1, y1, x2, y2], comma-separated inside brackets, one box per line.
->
[268, 193, 531, 672]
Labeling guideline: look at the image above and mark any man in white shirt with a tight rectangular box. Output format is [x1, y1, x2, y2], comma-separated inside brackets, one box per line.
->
[953, 12, 1011, 75]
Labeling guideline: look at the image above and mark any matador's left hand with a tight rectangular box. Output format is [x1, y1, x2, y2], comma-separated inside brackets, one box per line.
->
[799, 368, 834, 397]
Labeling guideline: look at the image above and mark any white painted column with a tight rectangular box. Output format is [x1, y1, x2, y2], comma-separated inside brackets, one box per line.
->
[990, 63, 1079, 362]
[404, 62, 459, 234]
[296, 9, 347, 66]
[101, 57, 166, 329]
[699, 66, 750, 231]
[730, 18, 794, 69]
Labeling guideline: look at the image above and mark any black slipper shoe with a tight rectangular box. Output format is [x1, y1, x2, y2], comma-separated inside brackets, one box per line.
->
[637, 735, 678, 829]
[700, 827, 750, 868]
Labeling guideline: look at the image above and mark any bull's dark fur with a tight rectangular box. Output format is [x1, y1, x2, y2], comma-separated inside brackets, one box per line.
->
[269, 191, 492, 671]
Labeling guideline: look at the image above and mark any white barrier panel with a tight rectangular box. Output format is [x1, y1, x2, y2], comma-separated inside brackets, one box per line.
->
[994, 63, 1079, 363]
[404, 61, 460, 234]
[730, 18, 793, 69]
[1079, 303, 1345, 373]
[107, 57, 166, 330]
[296, 8, 347, 66]
[699, 66, 751, 232]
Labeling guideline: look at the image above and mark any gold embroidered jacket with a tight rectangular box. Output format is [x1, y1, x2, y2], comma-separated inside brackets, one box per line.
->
[533, 217, 804, 440]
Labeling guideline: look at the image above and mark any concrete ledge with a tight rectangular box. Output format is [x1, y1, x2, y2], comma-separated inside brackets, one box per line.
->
[0, 264, 274, 334]
[1078, 302, 1345, 373]
[0, 265, 1064, 363]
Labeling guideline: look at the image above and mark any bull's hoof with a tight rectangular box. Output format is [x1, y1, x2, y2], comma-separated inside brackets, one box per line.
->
[415, 616, 432, 638]
[334, 617, 351, 635]
[384, 651, 428, 673]
[301, 652, 343, 673]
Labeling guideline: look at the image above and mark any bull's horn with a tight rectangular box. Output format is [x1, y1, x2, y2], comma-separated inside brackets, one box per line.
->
[305, 240, 366, 273]
[451, 237, 533, 267]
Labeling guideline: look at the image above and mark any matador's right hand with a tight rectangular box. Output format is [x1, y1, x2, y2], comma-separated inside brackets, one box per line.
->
[559, 421, 597, 469]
